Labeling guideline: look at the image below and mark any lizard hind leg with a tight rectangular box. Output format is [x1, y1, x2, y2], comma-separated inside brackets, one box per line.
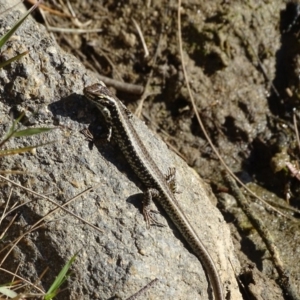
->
[142, 188, 166, 228]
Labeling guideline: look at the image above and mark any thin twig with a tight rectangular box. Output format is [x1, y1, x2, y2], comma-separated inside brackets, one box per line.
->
[132, 18, 149, 58]
[0, 184, 101, 270]
[0, 175, 102, 233]
[126, 278, 159, 300]
[97, 75, 144, 95]
[0, 268, 44, 294]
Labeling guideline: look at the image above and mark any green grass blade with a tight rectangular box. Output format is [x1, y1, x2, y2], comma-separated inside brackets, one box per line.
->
[0, 112, 25, 147]
[0, 0, 42, 49]
[12, 127, 53, 137]
[45, 254, 77, 300]
[0, 51, 28, 68]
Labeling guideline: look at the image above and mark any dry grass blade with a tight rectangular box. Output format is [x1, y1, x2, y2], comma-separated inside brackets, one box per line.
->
[132, 18, 149, 58]
[26, 0, 74, 18]
[36, 0, 100, 34]
[0, 181, 101, 289]
[0, 175, 102, 234]
[0, 268, 44, 293]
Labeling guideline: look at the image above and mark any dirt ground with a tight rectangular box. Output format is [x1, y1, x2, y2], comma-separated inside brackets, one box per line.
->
[30, 1, 300, 299]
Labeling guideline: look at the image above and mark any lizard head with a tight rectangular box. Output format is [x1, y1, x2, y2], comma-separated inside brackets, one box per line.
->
[83, 82, 117, 109]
